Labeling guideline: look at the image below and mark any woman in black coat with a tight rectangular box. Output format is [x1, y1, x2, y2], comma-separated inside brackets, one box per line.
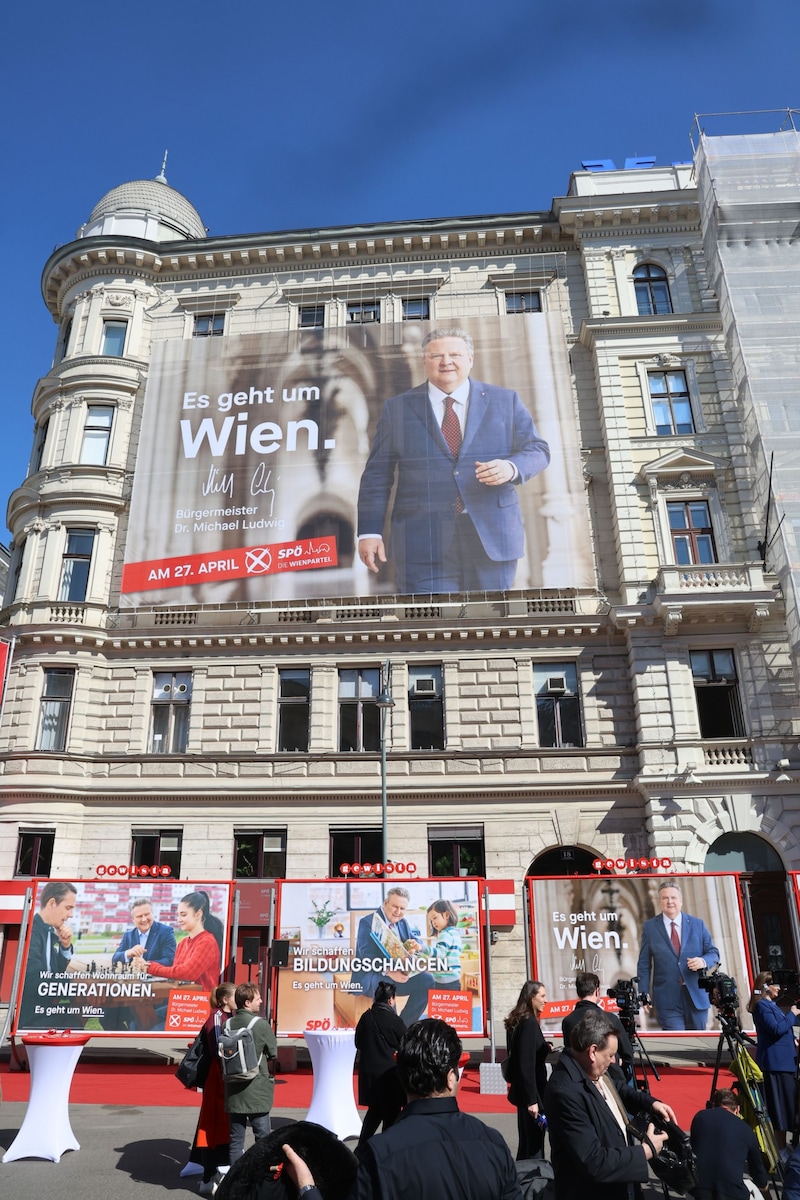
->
[504, 979, 550, 1160]
[354, 981, 407, 1154]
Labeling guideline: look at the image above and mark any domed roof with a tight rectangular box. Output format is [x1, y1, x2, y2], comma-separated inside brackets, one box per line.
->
[84, 177, 206, 241]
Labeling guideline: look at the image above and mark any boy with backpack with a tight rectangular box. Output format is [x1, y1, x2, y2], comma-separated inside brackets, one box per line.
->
[219, 982, 278, 1162]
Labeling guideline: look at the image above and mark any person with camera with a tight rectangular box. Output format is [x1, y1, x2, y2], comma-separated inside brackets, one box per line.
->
[690, 1088, 768, 1200]
[746, 970, 800, 1149]
[561, 973, 634, 1083]
[546, 1010, 676, 1200]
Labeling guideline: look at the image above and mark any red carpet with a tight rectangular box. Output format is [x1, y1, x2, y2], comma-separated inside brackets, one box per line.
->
[0, 1061, 734, 1128]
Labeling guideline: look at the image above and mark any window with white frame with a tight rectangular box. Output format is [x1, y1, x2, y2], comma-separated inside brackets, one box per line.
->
[193, 313, 225, 337]
[648, 369, 694, 436]
[534, 662, 583, 748]
[667, 500, 717, 565]
[691, 649, 745, 739]
[347, 301, 380, 325]
[505, 291, 542, 314]
[58, 529, 95, 602]
[633, 263, 672, 316]
[30, 419, 49, 474]
[101, 320, 127, 357]
[402, 298, 430, 321]
[80, 406, 114, 465]
[339, 667, 381, 751]
[150, 671, 192, 753]
[36, 668, 75, 751]
[299, 305, 325, 328]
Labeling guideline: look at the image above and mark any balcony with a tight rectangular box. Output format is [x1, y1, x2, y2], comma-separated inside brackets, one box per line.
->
[652, 561, 775, 633]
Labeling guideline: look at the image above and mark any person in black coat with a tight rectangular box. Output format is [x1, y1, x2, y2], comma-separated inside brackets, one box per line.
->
[547, 1010, 675, 1200]
[561, 972, 634, 1084]
[690, 1088, 768, 1200]
[354, 981, 407, 1154]
[504, 979, 551, 1160]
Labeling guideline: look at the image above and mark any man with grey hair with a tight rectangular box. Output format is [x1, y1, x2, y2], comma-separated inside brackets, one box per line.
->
[350, 887, 435, 1026]
[357, 326, 550, 593]
[636, 879, 719, 1030]
[547, 1010, 676, 1200]
[112, 897, 177, 969]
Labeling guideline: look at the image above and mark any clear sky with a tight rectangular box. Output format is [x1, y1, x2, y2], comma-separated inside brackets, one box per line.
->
[1, 0, 798, 546]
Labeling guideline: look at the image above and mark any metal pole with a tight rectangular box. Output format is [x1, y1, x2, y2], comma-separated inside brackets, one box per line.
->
[378, 659, 393, 866]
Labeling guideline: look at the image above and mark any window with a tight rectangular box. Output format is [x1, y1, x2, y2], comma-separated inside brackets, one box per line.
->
[36, 668, 74, 752]
[330, 828, 382, 874]
[194, 313, 225, 337]
[234, 830, 287, 878]
[402, 298, 429, 321]
[534, 662, 583, 748]
[15, 830, 55, 877]
[633, 264, 672, 316]
[347, 301, 380, 325]
[30, 419, 49, 474]
[150, 671, 192, 753]
[57, 318, 73, 362]
[131, 829, 182, 875]
[691, 649, 745, 739]
[58, 529, 94, 602]
[649, 370, 694, 436]
[408, 665, 444, 750]
[278, 669, 310, 752]
[101, 320, 127, 356]
[505, 291, 542, 314]
[299, 305, 325, 328]
[429, 826, 485, 877]
[339, 668, 381, 751]
[668, 500, 717, 565]
[80, 406, 114, 465]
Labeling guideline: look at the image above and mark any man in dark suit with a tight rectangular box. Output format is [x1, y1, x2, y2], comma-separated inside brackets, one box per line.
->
[547, 1011, 675, 1200]
[349, 887, 434, 1027]
[111, 897, 176, 969]
[636, 879, 720, 1031]
[354, 980, 407, 1154]
[18, 880, 78, 1028]
[690, 1088, 768, 1200]
[357, 327, 550, 593]
[562, 972, 634, 1082]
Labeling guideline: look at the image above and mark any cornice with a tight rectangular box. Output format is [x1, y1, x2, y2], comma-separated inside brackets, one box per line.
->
[579, 312, 723, 347]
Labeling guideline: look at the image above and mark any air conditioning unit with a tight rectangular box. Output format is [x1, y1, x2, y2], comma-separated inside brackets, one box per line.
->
[546, 675, 568, 694]
[412, 676, 437, 696]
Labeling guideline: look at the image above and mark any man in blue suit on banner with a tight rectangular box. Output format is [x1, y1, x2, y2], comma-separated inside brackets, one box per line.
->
[637, 880, 720, 1030]
[357, 328, 550, 594]
[112, 897, 176, 970]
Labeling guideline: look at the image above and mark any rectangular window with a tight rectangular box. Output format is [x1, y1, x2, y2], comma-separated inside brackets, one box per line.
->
[150, 671, 192, 753]
[402, 298, 429, 321]
[505, 291, 542, 314]
[30, 419, 49, 474]
[234, 830, 287, 879]
[691, 649, 745, 739]
[534, 662, 583, 748]
[428, 825, 485, 877]
[347, 301, 380, 325]
[101, 321, 127, 357]
[193, 313, 225, 337]
[339, 667, 381, 751]
[131, 829, 183, 875]
[15, 829, 55, 877]
[408, 665, 444, 750]
[299, 305, 325, 328]
[36, 668, 75, 752]
[80, 406, 114, 466]
[278, 669, 310, 752]
[668, 500, 717, 565]
[649, 370, 694, 436]
[58, 318, 73, 362]
[330, 828, 383, 875]
[58, 528, 94, 602]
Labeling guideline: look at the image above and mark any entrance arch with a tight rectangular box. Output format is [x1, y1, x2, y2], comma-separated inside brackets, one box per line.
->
[526, 845, 611, 876]
[705, 832, 797, 978]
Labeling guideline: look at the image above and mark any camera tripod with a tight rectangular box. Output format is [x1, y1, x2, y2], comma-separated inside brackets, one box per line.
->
[710, 1009, 784, 1192]
[618, 1010, 662, 1093]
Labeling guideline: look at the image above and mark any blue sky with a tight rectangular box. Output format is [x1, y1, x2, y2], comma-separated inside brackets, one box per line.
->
[2, 0, 798, 545]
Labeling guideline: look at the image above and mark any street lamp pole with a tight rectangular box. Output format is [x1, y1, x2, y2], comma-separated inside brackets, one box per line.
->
[376, 659, 395, 866]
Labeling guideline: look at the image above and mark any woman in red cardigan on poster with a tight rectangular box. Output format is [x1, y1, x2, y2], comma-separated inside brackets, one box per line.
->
[144, 890, 224, 992]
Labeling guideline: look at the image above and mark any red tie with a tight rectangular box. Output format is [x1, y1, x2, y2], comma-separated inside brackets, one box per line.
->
[442, 397, 465, 513]
[670, 921, 680, 955]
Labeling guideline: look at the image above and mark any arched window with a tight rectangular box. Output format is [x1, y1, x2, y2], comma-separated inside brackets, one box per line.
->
[526, 846, 611, 875]
[704, 832, 783, 873]
[633, 263, 672, 316]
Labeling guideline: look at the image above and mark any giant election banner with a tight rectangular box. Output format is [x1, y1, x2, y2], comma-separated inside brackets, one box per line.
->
[14, 880, 231, 1036]
[121, 314, 592, 604]
[529, 873, 752, 1035]
[275, 878, 486, 1036]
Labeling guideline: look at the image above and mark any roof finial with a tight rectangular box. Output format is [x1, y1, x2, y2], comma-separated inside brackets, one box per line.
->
[155, 150, 169, 185]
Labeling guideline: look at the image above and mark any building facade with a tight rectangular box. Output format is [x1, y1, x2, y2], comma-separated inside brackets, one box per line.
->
[2, 126, 800, 1022]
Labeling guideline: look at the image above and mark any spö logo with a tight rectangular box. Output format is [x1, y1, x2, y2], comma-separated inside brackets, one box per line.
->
[245, 546, 272, 574]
